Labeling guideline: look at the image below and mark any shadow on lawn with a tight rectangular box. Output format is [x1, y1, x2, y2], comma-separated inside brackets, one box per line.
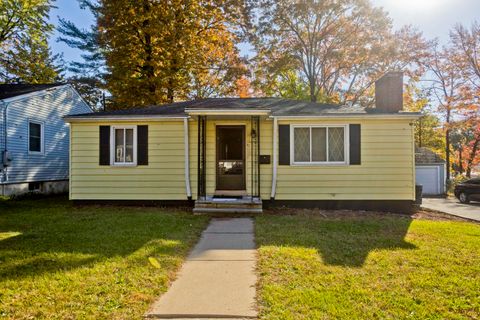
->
[0, 196, 201, 280]
[258, 214, 417, 267]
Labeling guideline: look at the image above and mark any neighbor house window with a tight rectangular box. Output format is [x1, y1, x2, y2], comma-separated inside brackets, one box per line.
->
[28, 122, 43, 153]
[292, 125, 347, 164]
[111, 126, 137, 165]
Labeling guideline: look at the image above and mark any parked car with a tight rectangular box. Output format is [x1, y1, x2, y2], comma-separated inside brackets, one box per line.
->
[454, 178, 480, 204]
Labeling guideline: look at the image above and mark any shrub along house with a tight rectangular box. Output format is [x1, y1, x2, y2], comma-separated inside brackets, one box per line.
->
[65, 72, 420, 213]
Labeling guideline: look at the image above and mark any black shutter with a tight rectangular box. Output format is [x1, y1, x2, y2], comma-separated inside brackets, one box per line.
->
[278, 125, 290, 165]
[99, 126, 110, 165]
[137, 125, 148, 165]
[349, 124, 361, 165]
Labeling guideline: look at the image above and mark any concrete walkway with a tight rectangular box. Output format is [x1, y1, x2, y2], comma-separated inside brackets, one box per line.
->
[422, 198, 480, 222]
[145, 218, 257, 319]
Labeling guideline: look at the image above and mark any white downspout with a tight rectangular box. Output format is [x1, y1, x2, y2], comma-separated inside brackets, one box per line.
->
[270, 116, 278, 199]
[184, 118, 192, 199]
[1, 101, 9, 185]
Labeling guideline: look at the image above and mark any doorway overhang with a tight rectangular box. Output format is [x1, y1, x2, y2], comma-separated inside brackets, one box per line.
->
[185, 109, 271, 117]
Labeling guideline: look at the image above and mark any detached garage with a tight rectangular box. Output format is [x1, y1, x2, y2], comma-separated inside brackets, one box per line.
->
[415, 147, 446, 196]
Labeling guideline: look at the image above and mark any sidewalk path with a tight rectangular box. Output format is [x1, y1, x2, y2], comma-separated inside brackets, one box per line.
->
[145, 218, 257, 319]
[422, 198, 480, 222]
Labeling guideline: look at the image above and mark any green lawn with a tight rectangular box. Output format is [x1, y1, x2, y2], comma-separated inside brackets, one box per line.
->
[256, 212, 480, 319]
[0, 196, 208, 319]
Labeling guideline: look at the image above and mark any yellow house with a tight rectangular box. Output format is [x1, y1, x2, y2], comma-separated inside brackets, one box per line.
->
[65, 72, 420, 213]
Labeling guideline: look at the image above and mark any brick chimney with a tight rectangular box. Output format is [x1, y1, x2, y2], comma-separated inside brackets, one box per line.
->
[375, 71, 403, 112]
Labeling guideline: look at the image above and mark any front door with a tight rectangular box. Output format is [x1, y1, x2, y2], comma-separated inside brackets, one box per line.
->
[216, 126, 245, 191]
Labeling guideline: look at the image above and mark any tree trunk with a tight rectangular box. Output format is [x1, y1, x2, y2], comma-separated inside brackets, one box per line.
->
[142, 3, 156, 104]
[465, 136, 480, 178]
[458, 148, 463, 174]
[418, 118, 423, 147]
[309, 77, 316, 102]
[144, 32, 155, 97]
[445, 109, 451, 181]
[167, 80, 174, 103]
[446, 129, 451, 181]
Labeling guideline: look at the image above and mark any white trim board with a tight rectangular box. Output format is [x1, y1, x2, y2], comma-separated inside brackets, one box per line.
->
[64, 116, 188, 123]
[290, 124, 349, 166]
[110, 125, 138, 166]
[271, 114, 421, 120]
[27, 120, 45, 155]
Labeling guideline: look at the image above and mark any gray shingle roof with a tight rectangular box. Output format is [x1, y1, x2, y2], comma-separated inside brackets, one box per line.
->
[67, 97, 419, 118]
[0, 83, 65, 100]
[415, 147, 445, 164]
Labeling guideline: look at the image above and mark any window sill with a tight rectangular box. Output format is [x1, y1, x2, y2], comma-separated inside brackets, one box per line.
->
[110, 163, 137, 167]
[290, 162, 349, 167]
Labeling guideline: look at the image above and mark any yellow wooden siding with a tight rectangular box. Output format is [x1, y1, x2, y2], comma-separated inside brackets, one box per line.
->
[70, 117, 414, 202]
[259, 119, 273, 199]
[188, 118, 273, 200]
[275, 118, 415, 200]
[70, 121, 188, 200]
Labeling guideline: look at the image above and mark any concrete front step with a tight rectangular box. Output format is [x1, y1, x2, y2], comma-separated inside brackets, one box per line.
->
[193, 207, 263, 214]
[194, 202, 262, 209]
[193, 197, 263, 214]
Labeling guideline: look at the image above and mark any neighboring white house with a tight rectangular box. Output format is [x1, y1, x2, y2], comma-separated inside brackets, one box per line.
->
[0, 84, 92, 196]
[415, 147, 446, 196]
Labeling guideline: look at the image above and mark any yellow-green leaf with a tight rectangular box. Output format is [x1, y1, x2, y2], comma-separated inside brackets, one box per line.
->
[148, 257, 161, 268]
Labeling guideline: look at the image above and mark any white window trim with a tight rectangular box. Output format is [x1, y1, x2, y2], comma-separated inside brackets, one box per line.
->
[110, 125, 137, 166]
[290, 124, 349, 166]
[28, 120, 44, 154]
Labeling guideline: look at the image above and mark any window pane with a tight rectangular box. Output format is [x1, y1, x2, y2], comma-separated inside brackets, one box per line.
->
[30, 123, 41, 138]
[328, 127, 345, 162]
[218, 127, 243, 160]
[29, 123, 41, 152]
[29, 137, 41, 152]
[294, 128, 310, 162]
[125, 129, 134, 163]
[115, 129, 125, 162]
[312, 128, 326, 161]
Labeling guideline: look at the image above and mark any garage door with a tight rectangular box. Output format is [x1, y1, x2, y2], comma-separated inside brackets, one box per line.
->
[416, 166, 440, 195]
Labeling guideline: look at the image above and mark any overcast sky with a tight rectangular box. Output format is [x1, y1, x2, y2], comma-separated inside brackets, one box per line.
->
[49, 0, 480, 63]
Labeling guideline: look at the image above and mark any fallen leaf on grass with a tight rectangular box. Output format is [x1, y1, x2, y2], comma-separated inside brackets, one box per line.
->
[148, 257, 161, 268]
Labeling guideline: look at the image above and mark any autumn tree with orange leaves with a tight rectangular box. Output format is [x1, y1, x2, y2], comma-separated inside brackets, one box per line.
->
[251, 0, 430, 104]
[450, 23, 480, 178]
[98, 0, 248, 108]
[426, 21, 480, 179]
[425, 44, 465, 181]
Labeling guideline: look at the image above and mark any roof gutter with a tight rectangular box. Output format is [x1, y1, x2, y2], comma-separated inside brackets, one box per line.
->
[0, 101, 6, 150]
[185, 109, 271, 116]
[1, 100, 9, 184]
[64, 115, 189, 123]
[269, 113, 421, 120]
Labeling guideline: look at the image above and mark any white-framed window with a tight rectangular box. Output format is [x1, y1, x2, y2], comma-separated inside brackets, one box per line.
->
[28, 121, 44, 153]
[110, 126, 137, 166]
[290, 125, 348, 165]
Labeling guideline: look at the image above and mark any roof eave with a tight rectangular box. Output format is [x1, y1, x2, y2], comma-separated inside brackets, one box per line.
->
[185, 108, 271, 116]
[0, 84, 68, 103]
[63, 115, 189, 123]
[270, 113, 421, 120]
